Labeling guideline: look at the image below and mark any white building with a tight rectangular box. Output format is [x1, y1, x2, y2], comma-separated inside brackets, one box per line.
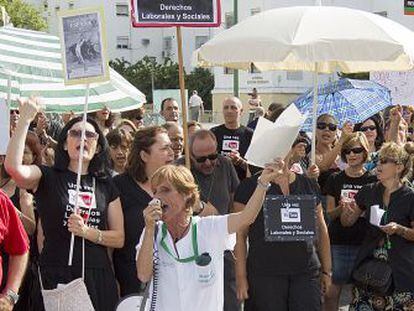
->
[24, 0, 414, 118]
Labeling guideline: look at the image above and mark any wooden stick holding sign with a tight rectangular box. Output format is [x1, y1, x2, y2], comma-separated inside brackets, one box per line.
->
[176, 26, 190, 168]
[58, 6, 109, 266]
[130, 0, 222, 169]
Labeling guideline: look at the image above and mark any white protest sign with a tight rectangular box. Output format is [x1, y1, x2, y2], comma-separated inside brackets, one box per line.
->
[245, 104, 305, 168]
[371, 71, 414, 105]
[369, 205, 385, 227]
[0, 99, 9, 155]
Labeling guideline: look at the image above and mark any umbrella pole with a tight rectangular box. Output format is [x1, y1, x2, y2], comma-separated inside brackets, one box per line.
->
[68, 83, 90, 267]
[311, 64, 319, 164]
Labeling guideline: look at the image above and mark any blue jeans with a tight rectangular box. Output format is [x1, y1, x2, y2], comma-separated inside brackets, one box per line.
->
[331, 245, 360, 285]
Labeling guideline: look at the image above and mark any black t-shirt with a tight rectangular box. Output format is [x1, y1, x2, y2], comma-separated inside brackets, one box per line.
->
[234, 174, 321, 276]
[113, 173, 152, 295]
[324, 171, 377, 245]
[210, 124, 253, 180]
[35, 166, 118, 268]
[355, 182, 414, 291]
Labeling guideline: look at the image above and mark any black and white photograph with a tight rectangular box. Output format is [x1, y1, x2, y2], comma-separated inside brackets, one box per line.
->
[59, 9, 109, 84]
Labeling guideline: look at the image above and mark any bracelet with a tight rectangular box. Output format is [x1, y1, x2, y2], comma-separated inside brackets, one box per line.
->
[95, 229, 103, 244]
[322, 271, 332, 277]
[81, 226, 88, 238]
[257, 177, 271, 190]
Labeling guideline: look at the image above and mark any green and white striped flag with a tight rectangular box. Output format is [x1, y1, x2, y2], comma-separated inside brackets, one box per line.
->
[0, 26, 145, 113]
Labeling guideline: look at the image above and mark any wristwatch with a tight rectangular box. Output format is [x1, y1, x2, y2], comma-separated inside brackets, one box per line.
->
[5, 289, 19, 305]
[257, 177, 271, 190]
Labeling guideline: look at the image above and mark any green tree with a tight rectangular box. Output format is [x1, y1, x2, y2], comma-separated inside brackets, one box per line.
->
[0, 0, 47, 31]
[110, 56, 214, 109]
[337, 72, 369, 80]
[186, 67, 214, 110]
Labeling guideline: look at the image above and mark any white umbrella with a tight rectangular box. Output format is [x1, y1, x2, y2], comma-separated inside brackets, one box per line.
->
[194, 6, 414, 161]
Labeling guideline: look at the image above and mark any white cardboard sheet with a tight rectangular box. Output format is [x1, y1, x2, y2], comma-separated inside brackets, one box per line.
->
[245, 104, 305, 168]
[369, 205, 385, 227]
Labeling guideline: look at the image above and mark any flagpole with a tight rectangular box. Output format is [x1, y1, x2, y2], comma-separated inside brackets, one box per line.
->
[68, 83, 90, 266]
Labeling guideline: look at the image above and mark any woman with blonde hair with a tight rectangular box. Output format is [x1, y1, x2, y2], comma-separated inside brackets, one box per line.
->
[324, 132, 377, 310]
[136, 161, 283, 311]
[342, 142, 414, 310]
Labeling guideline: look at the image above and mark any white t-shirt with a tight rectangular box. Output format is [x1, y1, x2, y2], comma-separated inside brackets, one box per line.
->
[189, 94, 203, 108]
[136, 215, 235, 311]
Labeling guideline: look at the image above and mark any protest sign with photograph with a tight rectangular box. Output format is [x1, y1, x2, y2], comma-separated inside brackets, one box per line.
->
[263, 195, 317, 242]
[131, 0, 221, 27]
[59, 7, 109, 85]
[0, 99, 9, 155]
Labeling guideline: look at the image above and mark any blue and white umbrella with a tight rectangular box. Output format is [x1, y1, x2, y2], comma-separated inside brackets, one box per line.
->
[294, 78, 391, 131]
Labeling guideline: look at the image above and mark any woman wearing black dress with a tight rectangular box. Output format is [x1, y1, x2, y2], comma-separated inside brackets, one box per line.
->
[5, 98, 124, 311]
[113, 126, 174, 297]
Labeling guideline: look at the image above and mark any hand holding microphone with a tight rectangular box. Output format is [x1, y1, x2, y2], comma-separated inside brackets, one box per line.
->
[143, 198, 163, 228]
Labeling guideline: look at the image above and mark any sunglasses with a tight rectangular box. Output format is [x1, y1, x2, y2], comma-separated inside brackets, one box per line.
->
[316, 122, 337, 131]
[343, 147, 365, 155]
[68, 129, 98, 139]
[9, 109, 19, 115]
[194, 153, 218, 163]
[360, 125, 376, 132]
[379, 158, 398, 165]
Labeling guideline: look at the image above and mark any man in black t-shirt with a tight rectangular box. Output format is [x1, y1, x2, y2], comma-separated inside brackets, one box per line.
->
[211, 97, 253, 180]
[176, 129, 240, 311]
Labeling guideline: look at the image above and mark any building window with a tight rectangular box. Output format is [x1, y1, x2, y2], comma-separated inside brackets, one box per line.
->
[224, 67, 234, 75]
[286, 71, 303, 81]
[68, 2, 74, 9]
[225, 12, 234, 29]
[195, 36, 208, 49]
[116, 36, 129, 49]
[251, 7, 261, 15]
[162, 36, 173, 58]
[116, 4, 129, 16]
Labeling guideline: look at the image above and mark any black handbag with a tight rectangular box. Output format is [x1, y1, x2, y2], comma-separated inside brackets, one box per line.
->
[352, 258, 393, 296]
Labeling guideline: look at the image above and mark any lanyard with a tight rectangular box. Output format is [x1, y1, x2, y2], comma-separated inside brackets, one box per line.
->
[160, 219, 199, 263]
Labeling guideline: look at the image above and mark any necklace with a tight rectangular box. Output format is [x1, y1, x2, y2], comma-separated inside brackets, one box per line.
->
[160, 219, 199, 263]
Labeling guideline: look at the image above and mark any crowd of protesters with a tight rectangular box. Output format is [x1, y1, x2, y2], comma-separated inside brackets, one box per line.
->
[0, 91, 413, 311]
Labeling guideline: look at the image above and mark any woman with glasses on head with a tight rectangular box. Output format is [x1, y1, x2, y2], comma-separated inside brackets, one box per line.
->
[5, 98, 125, 311]
[323, 133, 377, 311]
[113, 126, 174, 297]
[342, 142, 414, 310]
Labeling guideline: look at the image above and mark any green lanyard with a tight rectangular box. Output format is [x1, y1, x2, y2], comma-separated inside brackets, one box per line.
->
[160, 220, 199, 263]
[383, 208, 392, 250]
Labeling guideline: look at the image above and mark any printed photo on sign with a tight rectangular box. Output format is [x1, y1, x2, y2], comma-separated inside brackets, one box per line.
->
[263, 195, 316, 242]
[281, 208, 301, 223]
[59, 7, 109, 85]
[131, 0, 221, 27]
